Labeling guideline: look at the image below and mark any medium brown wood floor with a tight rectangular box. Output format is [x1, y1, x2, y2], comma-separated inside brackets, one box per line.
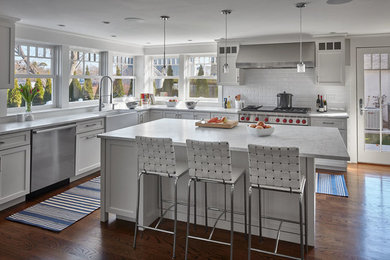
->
[1, 163, 390, 260]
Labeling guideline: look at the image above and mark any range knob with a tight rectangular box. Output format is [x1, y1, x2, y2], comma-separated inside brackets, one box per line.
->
[255, 117, 259, 121]
[264, 118, 269, 122]
[246, 117, 250, 121]
[283, 119, 287, 123]
[296, 119, 301, 124]
[302, 119, 307, 124]
[275, 118, 280, 123]
[289, 119, 293, 124]
[241, 116, 245, 120]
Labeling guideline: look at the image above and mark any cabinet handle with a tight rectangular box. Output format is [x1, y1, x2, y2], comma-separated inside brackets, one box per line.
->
[322, 122, 335, 125]
[0, 141, 5, 145]
[86, 124, 97, 127]
[85, 135, 97, 140]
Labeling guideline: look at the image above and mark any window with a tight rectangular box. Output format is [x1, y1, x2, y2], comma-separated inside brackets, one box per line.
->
[187, 56, 218, 99]
[7, 43, 54, 109]
[69, 50, 100, 102]
[152, 57, 179, 97]
[112, 55, 135, 98]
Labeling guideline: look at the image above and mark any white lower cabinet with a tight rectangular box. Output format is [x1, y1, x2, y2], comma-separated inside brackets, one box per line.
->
[193, 112, 211, 120]
[150, 110, 164, 121]
[0, 144, 30, 205]
[179, 112, 194, 119]
[137, 111, 149, 124]
[163, 111, 178, 118]
[75, 128, 104, 176]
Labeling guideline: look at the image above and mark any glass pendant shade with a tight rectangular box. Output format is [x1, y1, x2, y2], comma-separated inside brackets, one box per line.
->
[161, 65, 167, 76]
[223, 63, 229, 74]
[297, 62, 305, 73]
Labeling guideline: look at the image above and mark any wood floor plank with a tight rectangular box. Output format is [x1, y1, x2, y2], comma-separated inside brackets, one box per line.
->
[0, 164, 390, 259]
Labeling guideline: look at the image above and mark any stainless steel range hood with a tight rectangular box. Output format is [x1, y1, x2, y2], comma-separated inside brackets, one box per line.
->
[236, 42, 315, 69]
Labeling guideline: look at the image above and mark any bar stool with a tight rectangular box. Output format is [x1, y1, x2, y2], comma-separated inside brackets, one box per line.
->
[133, 136, 188, 259]
[184, 140, 247, 260]
[247, 145, 307, 260]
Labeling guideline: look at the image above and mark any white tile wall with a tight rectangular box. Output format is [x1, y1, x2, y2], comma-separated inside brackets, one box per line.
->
[223, 69, 347, 110]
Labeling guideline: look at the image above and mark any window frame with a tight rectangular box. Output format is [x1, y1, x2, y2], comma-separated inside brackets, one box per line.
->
[111, 53, 136, 100]
[185, 54, 218, 102]
[68, 48, 101, 104]
[151, 56, 180, 100]
[7, 42, 56, 113]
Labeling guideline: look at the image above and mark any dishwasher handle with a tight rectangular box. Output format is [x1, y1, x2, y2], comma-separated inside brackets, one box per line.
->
[33, 124, 76, 134]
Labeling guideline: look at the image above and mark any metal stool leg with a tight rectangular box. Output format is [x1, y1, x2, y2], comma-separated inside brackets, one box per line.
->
[205, 182, 208, 231]
[244, 172, 247, 237]
[258, 185, 262, 242]
[299, 194, 304, 260]
[133, 172, 142, 249]
[194, 180, 197, 229]
[172, 178, 178, 259]
[304, 184, 308, 253]
[230, 184, 235, 260]
[185, 179, 192, 260]
[160, 176, 163, 217]
[248, 186, 252, 260]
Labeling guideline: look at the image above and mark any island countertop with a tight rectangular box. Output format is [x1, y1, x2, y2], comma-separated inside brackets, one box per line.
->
[99, 118, 349, 161]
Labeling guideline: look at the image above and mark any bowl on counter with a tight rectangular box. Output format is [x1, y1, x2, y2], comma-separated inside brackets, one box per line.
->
[185, 101, 198, 109]
[166, 100, 178, 107]
[247, 124, 275, 137]
[126, 101, 139, 109]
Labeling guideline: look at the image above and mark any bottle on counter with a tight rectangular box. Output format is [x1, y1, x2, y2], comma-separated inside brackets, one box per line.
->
[224, 98, 227, 108]
[227, 96, 232, 109]
[316, 94, 321, 111]
[323, 98, 327, 112]
[319, 95, 324, 112]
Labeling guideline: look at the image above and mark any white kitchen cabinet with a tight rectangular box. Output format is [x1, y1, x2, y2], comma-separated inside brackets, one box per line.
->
[149, 110, 164, 121]
[217, 43, 240, 86]
[75, 129, 104, 176]
[211, 113, 238, 121]
[0, 144, 30, 205]
[312, 117, 348, 171]
[163, 111, 178, 118]
[0, 17, 17, 89]
[316, 39, 345, 86]
[137, 111, 149, 124]
[178, 111, 194, 119]
[193, 112, 211, 120]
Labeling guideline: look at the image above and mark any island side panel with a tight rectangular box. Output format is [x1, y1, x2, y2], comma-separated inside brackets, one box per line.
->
[100, 138, 108, 222]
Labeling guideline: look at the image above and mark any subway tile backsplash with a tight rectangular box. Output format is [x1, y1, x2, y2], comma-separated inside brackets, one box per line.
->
[223, 69, 347, 110]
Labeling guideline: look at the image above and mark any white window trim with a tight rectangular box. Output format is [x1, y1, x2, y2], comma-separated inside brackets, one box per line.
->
[151, 55, 180, 100]
[8, 42, 57, 113]
[185, 55, 218, 103]
[111, 53, 136, 99]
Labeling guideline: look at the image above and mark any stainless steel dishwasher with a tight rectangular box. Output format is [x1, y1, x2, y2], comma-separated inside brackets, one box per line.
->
[31, 124, 76, 194]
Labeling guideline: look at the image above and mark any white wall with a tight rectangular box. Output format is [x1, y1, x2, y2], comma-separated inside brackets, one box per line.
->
[223, 69, 347, 110]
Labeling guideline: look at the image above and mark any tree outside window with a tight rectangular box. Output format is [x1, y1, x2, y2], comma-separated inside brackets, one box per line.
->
[112, 55, 135, 98]
[152, 57, 179, 97]
[187, 56, 218, 99]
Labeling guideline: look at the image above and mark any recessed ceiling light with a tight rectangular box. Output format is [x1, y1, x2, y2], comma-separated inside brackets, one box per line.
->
[102, 21, 110, 24]
[111, 35, 117, 38]
[124, 17, 145, 23]
[57, 24, 66, 27]
[327, 0, 353, 5]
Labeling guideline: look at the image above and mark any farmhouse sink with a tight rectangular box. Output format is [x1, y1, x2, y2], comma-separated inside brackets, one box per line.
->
[96, 109, 138, 132]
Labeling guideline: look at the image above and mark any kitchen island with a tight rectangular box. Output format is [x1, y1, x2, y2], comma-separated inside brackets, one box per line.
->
[98, 118, 349, 246]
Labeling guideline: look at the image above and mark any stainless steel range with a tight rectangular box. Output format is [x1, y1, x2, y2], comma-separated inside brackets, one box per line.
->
[239, 105, 310, 126]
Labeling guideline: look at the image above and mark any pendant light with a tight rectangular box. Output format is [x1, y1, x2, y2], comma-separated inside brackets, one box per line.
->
[161, 15, 170, 76]
[296, 2, 307, 73]
[221, 10, 231, 74]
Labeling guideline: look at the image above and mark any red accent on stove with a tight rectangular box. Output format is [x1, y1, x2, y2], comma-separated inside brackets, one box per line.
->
[289, 119, 293, 123]
[241, 116, 245, 120]
[264, 118, 268, 122]
[296, 119, 301, 124]
[302, 119, 307, 124]
[246, 117, 250, 121]
[255, 117, 259, 121]
[276, 118, 280, 123]
[283, 119, 287, 123]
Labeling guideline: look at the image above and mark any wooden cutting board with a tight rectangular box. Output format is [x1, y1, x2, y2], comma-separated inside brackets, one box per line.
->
[195, 120, 238, 129]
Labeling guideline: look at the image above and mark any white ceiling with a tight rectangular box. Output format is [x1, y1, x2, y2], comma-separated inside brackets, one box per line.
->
[1, 0, 390, 46]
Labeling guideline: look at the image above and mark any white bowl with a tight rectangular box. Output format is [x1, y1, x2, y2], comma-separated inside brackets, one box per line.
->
[247, 125, 275, 137]
[166, 101, 178, 107]
[185, 101, 198, 109]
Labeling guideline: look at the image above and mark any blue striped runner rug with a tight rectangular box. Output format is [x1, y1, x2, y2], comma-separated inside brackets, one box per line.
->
[6, 176, 100, 232]
[316, 173, 349, 197]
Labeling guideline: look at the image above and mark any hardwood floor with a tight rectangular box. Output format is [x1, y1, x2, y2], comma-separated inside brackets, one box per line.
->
[1, 164, 390, 260]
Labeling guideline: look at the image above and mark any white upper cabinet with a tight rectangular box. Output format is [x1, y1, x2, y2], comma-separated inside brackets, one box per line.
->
[0, 16, 18, 89]
[316, 38, 345, 86]
[217, 43, 240, 86]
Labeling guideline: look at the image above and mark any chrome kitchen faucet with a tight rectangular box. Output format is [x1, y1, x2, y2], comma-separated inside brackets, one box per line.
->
[99, 75, 113, 111]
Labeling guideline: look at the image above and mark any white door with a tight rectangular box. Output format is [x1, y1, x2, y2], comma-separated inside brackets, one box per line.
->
[357, 47, 390, 164]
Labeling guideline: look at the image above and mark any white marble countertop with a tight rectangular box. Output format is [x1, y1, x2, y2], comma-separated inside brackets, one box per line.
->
[0, 110, 137, 135]
[99, 118, 350, 160]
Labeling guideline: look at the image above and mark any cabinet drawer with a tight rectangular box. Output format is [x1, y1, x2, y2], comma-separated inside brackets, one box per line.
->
[0, 131, 30, 151]
[75, 129, 103, 176]
[193, 112, 211, 120]
[77, 118, 104, 133]
[310, 118, 346, 130]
